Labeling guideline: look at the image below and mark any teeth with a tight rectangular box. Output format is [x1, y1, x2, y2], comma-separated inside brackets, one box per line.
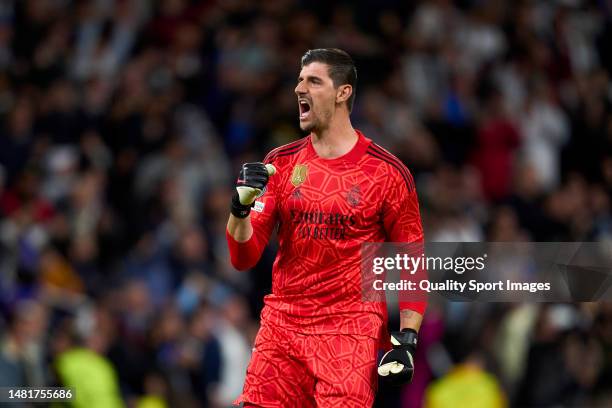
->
[298, 100, 311, 120]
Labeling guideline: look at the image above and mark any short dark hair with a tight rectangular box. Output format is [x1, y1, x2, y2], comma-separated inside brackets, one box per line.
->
[301, 48, 357, 112]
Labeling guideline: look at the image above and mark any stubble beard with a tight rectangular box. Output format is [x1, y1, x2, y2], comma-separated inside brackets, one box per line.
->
[300, 108, 332, 134]
[300, 120, 315, 133]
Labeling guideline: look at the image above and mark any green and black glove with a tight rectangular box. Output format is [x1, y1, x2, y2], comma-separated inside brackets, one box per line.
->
[231, 162, 276, 218]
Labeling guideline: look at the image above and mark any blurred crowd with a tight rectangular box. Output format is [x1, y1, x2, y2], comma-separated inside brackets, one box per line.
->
[0, 0, 611, 407]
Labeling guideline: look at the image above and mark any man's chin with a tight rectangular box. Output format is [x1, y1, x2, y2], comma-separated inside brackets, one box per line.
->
[299, 121, 315, 133]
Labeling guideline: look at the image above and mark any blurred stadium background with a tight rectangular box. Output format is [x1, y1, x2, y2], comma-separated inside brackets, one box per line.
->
[0, 0, 611, 407]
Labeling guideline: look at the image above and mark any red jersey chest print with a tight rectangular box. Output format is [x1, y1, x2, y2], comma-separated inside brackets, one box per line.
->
[249, 130, 423, 337]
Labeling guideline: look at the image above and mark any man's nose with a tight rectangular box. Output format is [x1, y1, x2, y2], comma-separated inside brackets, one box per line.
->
[295, 82, 306, 95]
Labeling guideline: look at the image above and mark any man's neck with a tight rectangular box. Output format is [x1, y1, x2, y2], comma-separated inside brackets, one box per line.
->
[311, 115, 357, 159]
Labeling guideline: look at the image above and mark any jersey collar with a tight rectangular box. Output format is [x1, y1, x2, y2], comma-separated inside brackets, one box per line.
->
[306, 129, 371, 164]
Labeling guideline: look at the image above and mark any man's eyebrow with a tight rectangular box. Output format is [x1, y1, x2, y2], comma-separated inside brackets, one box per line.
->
[297, 75, 323, 82]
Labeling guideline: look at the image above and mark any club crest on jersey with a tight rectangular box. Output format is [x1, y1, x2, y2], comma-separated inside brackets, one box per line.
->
[347, 185, 361, 207]
[291, 164, 308, 187]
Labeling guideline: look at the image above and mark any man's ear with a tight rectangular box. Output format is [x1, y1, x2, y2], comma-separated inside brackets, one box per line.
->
[336, 85, 352, 104]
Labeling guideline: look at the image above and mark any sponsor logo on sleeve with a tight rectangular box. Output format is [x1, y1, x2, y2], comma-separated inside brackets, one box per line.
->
[253, 201, 265, 213]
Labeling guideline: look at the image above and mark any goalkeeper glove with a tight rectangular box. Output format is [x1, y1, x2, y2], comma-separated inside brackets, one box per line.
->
[378, 328, 417, 386]
[231, 162, 276, 218]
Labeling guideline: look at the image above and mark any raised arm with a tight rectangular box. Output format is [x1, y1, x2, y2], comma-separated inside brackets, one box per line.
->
[226, 162, 278, 270]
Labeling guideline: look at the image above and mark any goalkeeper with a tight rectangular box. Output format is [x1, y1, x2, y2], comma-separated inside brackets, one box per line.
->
[226, 48, 425, 407]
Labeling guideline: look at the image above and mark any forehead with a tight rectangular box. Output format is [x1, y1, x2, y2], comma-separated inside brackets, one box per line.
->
[299, 62, 332, 80]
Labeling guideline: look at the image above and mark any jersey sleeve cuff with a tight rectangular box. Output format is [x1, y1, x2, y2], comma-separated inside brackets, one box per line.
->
[226, 229, 261, 271]
[399, 301, 427, 316]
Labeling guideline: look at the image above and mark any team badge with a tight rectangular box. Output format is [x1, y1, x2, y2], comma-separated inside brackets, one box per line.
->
[347, 185, 361, 207]
[291, 164, 308, 187]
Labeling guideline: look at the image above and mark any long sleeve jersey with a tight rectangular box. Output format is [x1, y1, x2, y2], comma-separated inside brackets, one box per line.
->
[227, 130, 425, 340]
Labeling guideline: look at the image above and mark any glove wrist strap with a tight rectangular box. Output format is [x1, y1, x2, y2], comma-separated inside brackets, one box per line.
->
[231, 193, 252, 218]
[393, 328, 418, 353]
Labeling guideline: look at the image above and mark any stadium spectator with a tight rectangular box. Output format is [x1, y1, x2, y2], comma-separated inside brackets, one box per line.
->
[0, 1, 611, 406]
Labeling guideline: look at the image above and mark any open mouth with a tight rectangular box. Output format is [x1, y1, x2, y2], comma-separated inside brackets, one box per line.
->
[299, 99, 311, 120]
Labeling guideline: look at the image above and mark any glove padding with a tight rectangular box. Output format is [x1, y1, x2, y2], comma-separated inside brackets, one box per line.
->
[231, 162, 275, 218]
[378, 328, 417, 386]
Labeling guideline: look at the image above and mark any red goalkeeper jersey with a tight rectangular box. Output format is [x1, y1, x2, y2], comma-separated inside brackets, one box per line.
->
[227, 130, 425, 340]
